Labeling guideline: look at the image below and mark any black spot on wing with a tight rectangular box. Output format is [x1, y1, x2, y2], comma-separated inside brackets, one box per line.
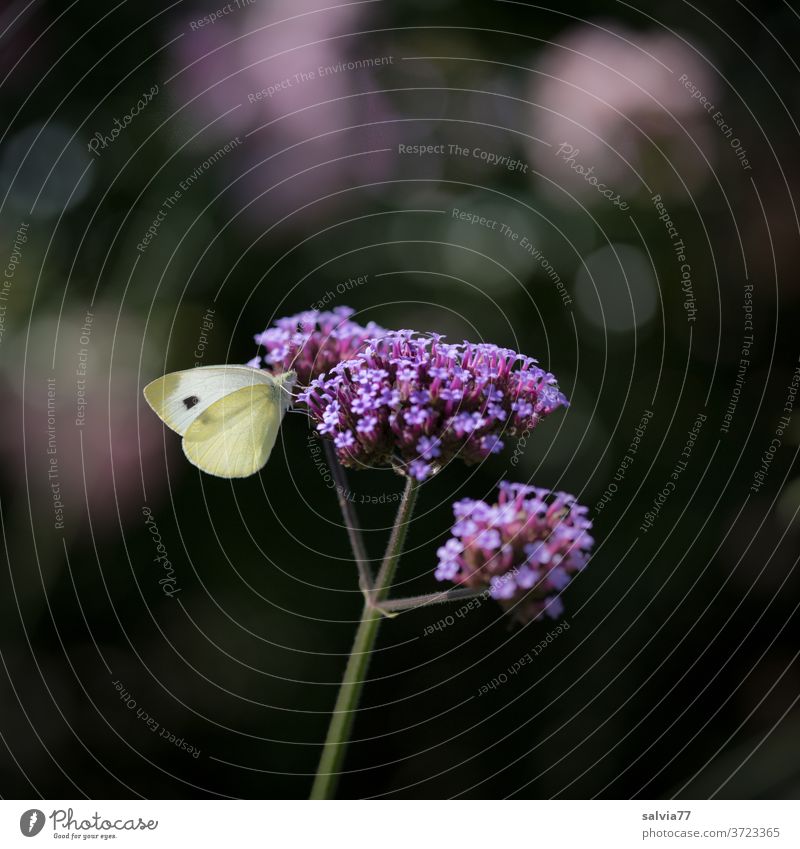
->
[183, 395, 200, 409]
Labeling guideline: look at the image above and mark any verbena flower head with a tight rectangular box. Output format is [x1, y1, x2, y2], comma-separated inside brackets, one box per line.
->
[249, 306, 388, 386]
[435, 481, 593, 622]
[299, 331, 568, 480]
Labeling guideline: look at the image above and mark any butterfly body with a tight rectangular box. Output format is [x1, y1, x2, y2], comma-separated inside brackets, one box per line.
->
[143, 365, 296, 478]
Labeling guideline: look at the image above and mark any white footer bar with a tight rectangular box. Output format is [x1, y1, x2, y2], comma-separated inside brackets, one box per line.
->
[3, 800, 797, 848]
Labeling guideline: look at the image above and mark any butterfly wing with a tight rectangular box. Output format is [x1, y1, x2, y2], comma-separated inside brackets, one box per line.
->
[143, 365, 273, 436]
[181, 383, 286, 478]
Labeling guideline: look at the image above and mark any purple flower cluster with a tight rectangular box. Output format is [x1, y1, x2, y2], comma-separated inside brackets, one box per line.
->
[299, 331, 568, 480]
[249, 306, 387, 386]
[436, 482, 593, 621]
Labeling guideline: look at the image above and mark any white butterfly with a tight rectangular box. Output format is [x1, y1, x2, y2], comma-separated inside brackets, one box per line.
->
[143, 365, 296, 478]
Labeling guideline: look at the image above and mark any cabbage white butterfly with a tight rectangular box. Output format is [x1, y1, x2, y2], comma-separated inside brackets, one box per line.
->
[143, 365, 296, 478]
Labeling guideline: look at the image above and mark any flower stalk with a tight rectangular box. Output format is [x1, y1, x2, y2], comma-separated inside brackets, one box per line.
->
[310, 476, 419, 800]
[375, 586, 486, 613]
[323, 438, 372, 593]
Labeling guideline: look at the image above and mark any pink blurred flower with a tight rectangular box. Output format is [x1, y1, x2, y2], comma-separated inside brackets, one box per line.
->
[168, 0, 398, 230]
[530, 22, 718, 200]
[0, 310, 168, 534]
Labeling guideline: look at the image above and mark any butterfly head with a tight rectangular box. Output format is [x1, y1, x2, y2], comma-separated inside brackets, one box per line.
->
[273, 370, 297, 407]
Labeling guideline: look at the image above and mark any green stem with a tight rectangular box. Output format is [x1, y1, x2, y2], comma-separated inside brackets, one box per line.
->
[377, 587, 487, 613]
[372, 477, 420, 603]
[310, 476, 419, 800]
[323, 438, 373, 593]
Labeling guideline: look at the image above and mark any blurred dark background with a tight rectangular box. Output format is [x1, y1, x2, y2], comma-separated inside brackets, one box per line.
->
[1, 0, 799, 799]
